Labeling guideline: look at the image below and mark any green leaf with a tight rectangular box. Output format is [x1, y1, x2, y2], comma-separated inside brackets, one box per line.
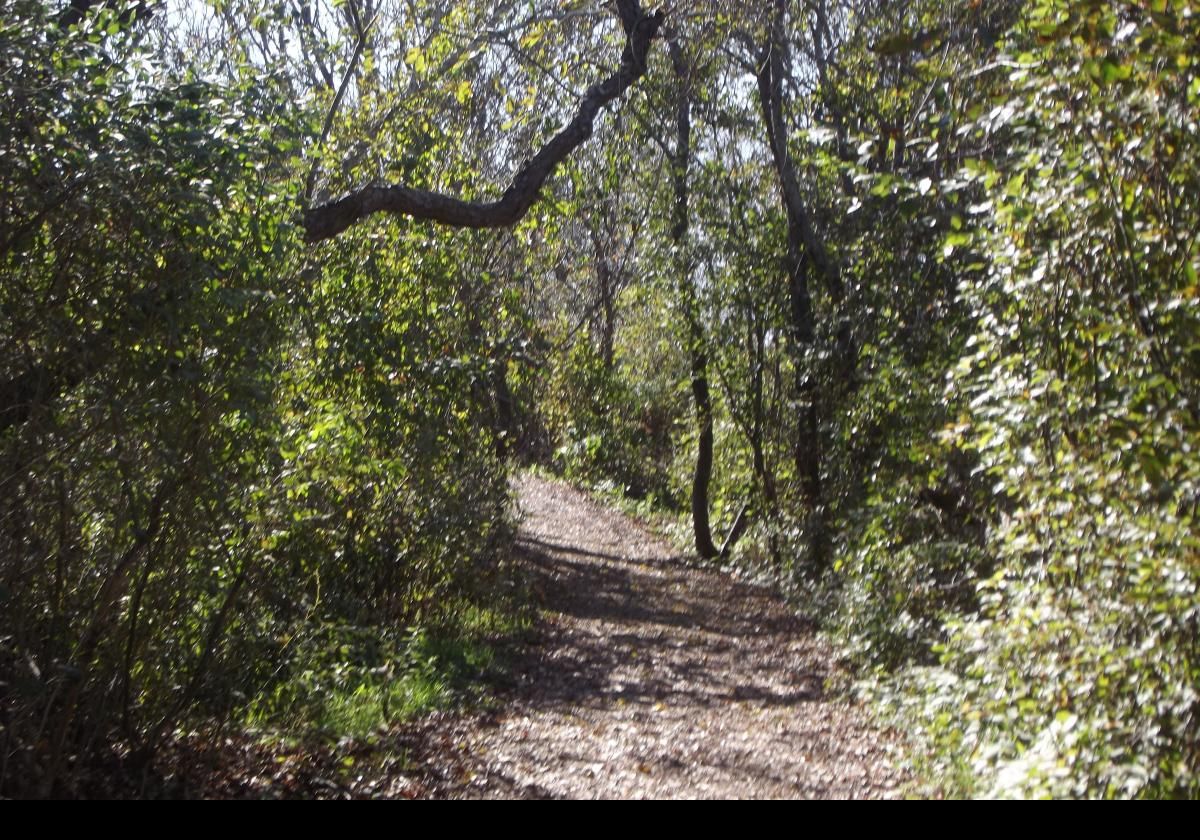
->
[1099, 59, 1131, 85]
[405, 46, 427, 74]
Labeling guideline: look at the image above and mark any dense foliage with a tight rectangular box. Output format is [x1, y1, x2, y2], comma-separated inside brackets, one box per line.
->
[892, 0, 1200, 797]
[0, 3, 516, 796]
[1, 0, 1196, 798]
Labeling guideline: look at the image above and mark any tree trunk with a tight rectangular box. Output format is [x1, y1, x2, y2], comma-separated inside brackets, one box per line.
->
[756, 0, 834, 569]
[669, 37, 719, 560]
[589, 225, 618, 372]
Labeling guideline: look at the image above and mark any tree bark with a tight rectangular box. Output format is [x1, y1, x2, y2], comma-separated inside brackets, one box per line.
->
[668, 36, 719, 561]
[303, 1, 663, 243]
[57, 0, 155, 30]
[756, 2, 843, 306]
[588, 224, 618, 372]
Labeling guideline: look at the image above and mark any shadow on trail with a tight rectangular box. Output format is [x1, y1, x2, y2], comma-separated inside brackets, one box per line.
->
[515, 534, 686, 565]
[499, 538, 823, 715]
[515, 538, 814, 637]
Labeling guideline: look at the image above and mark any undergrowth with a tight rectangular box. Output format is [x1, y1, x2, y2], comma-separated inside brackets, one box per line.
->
[244, 597, 533, 743]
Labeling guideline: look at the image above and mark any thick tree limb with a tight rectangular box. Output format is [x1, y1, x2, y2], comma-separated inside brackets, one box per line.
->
[57, 0, 156, 30]
[302, 0, 663, 243]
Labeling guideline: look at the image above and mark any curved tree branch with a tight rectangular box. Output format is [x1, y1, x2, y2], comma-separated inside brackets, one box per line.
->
[302, 0, 663, 243]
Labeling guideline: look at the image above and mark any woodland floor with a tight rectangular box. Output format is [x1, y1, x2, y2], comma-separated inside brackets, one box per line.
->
[387, 473, 907, 799]
[154, 473, 907, 799]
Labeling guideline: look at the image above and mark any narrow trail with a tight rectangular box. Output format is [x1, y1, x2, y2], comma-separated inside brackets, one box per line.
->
[401, 473, 906, 799]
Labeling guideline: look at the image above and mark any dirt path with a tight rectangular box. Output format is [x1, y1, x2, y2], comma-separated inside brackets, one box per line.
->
[396, 473, 905, 799]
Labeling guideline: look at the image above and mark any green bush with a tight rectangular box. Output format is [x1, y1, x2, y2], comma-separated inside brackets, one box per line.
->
[878, 0, 1200, 797]
[543, 336, 678, 502]
[0, 5, 517, 796]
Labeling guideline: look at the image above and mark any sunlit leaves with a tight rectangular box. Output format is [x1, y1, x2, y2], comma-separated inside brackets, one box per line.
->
[878, 0, 1200, 799]
[405, 45, 427, 74]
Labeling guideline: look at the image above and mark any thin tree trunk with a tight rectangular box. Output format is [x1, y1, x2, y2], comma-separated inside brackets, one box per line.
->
[668, 36, 719, 560]
[40, 481, 172, 796]
[748, 316, 777, 509]
[756, 0, 833, 569]
[589, 226, 617, 372]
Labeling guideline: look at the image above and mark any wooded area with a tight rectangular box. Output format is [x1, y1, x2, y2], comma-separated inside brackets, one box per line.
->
[1, 0, 1197, 797]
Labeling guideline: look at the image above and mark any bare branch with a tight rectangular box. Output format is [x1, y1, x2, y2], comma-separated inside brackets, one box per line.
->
[304, 11, 376, 203]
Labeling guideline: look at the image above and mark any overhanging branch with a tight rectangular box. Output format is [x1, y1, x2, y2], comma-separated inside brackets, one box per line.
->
[302, 0, 663, 243]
